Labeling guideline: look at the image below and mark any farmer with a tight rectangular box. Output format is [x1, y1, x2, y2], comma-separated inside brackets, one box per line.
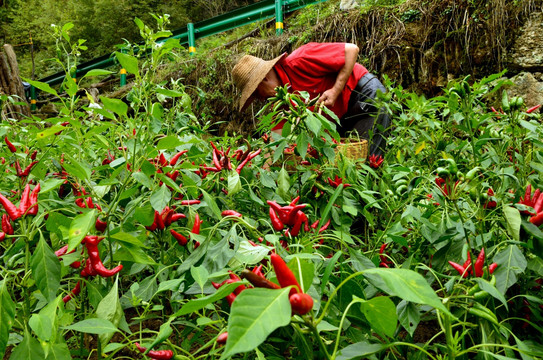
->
[231, 42, 390, 156]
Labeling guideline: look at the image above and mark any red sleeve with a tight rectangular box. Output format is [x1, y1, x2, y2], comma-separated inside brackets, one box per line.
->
[285, 43, 346, 76]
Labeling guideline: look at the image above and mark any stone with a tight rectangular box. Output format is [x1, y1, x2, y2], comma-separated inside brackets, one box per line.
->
[508, 12, 543, 71]
[507, 72, 543, 109]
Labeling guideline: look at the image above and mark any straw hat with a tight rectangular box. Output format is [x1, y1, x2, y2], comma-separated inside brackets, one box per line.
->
[232, 53, 287, 111]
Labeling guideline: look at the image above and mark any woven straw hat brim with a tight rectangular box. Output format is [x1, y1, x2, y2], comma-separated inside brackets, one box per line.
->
[233, 53, 287, 112]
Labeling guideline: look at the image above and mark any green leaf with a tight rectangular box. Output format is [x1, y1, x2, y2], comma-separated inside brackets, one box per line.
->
[0, 280, 15, 359]
[96, 279, 123, 349]
[201, 189, 221, 219]
[474, 278, 508, 309]
[321, 251, 343, 293]
[114, 242, 155, 265]
[115, 52, 139, 75]
[68, 209, 97, 252]
[150, 185, 171, 212]
[360, 296, 397, 338]
[145, 318, 173, 354]
[36, 125, 65, 140]
[397, 300, 419, 337]
[63, 318, 119, 334]
[191, 266, 209, 292]
[336, 341, 386, 360]
[132, 172, 153, 189]
[31, 237, 61, 302]
[363, 268, 452, 317]
[100, 96, 128, 118]
[287, 257, 314, 293]
[10, 331, 45, 360]
[63, 153, 91, 181]
[228, 171, 242, 196]
[83, 69, 114, 78]
[29, 296, 60, 342]
[156, 136, 183, 150]
[221, 288, 291, 359]
[503, 206, 521, 241]
[23, 79, 58, 97]
[277, 168, 290, 199]
[175, 282, 241, 316]
[44, 342, 72, 360]
[493, 245, 527, 293]
[305, 112, 321, 136]
[296, 132, 308, 159]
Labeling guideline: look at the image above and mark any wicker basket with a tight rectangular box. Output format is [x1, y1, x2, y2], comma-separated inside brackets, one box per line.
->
[335, 138, 368, 161]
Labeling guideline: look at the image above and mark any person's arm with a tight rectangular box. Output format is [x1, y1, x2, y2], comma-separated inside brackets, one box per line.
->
[318, 43, 359, 107]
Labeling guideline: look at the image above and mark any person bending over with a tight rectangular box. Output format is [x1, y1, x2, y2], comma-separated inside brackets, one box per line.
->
[232, 42, 390, 156]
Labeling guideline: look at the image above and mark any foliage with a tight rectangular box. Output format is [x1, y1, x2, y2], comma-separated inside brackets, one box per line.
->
[1, 17, 543, 360]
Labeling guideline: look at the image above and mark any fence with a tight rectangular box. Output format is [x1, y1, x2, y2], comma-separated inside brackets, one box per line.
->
[31, 0, 328, 109]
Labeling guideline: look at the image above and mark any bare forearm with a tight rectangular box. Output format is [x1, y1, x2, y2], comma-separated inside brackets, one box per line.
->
[333, 43, 359, 90]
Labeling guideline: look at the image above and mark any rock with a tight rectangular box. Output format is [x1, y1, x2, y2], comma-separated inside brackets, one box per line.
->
[340, 0, 358, 10]
[507, 72, 543, 109]
[508, 12, 543, 71]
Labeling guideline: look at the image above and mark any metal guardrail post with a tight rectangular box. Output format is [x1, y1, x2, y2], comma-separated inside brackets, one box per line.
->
[30, 85, 36, 111]
[188, 23, 196, 55]
[275, 0, 284, 35]
[120, 68, 127, 86]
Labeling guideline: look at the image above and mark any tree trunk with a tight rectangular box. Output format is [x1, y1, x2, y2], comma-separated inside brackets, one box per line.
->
[0, 44, 31, 120]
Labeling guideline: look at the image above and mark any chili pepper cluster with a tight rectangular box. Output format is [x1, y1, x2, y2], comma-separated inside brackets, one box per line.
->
[4, 137, 39, 179]
[215, 254, 314, 315]
[55, 235, 123, 303]
[327, 175, 351, 188]
[368, 154, 384, 169]
[0, 184, 41, 241]
[448, 248, 497, 278]
[517, 184, 543, 226]
[267, 196, 330, 237]
[169, 211, 202, 248]
[204, 141, 262, 175]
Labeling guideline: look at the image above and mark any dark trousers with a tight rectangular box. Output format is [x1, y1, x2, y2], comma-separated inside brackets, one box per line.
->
[337, 73, 390, 157]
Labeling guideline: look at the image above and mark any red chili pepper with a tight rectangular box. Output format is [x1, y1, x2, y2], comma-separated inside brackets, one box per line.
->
[2, 214, 13, 235]
[327, 175, 351, 188]
[290, 211, 307, 237]
[158, 153, 168, 167]
[0, 232, 5, 241]
[462, 253, 472, 276]
[55, 245, 81, 269]
[134, 343, 173, 360]
[530, 212, 543, 226]
[155, 210, 165, 231]
[212, 148, 222, 171]
[270, 253, 302, 296]
[170, 229, 188, 246]
[217, 332, 228, 345]
[62, 281, 81, 303]
[180, 199, 200, 206]
[527, 104, 541, 114]
[26, 183, 40, 216]
[4, 137, 16, 153]
[448, 261, 468, 277]
[84, 236, 123, 277]
[192, 213, 201, 234]
[240, 269, 280, 289]
[30, 150, 38, 160]
[19, 184, 31, 215]
[14, 160, 22, 177]
[289, 293, 313, 315]
[269, 208, 284, 231]
[169, 150, 188, 166]
[95, 218, 107, 233]
[221, 210, 242, 218]
[169, 213, 186, 223]
[488, 262, 498, 274]
[21, 161, 38, 176]
[0, 193, 21, 221]
[474, 248, 485, 277]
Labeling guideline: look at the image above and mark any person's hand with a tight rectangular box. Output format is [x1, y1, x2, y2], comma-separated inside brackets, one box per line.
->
[318, 88, 340, 107]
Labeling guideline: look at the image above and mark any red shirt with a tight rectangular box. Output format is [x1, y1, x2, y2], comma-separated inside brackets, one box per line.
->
[274, 42, 368, 118]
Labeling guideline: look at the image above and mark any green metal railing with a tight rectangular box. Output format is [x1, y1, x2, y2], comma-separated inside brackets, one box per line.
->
[32, 0, 327, 109]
